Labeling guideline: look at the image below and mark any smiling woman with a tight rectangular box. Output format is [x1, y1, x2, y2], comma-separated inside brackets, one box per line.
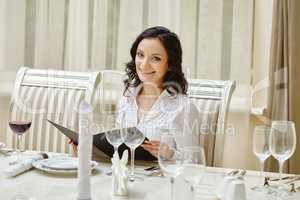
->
[117, 27, 201, 160]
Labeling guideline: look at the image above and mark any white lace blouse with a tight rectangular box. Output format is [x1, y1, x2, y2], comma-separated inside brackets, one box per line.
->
[116, 86, 201, 146]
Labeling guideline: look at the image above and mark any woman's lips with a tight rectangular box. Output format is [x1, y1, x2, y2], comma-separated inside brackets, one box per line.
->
[141, 71, 155, 75]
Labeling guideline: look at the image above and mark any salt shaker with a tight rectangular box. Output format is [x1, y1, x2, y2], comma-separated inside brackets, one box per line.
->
[217, 175, 236, 199]
[225, 178, 246, 200]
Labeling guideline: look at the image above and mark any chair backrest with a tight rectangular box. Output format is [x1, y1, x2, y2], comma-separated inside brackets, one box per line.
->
[187, 79, 236, 166]
[6, 67, 101, 153]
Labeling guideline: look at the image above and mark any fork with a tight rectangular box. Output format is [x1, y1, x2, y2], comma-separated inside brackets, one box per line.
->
[226, 170, 239, 176]
[284, 176, 300, 185]
[269, 176, 299, 182]
[144, 166, 160, 171]
[146, 170, 163, 177]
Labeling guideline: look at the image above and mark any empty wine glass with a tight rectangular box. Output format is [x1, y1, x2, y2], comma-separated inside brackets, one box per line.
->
[181, 146, 206, 200]
[121, 127, 145, 182]
[158, 132, 184, 200]
[269, 121, 296, 189]
[105, 129, 122, 156]
[8, 98, 32, 163]
[104, 113, 122, 156]
[252, 125, 271, 191]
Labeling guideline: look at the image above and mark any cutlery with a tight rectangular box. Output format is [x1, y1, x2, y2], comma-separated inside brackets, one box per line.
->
[269, 176, 299, 182]
[284, 176, 300, 185]
[147, 170, 163, 177]
[106, 171, 112, 176]
[106, 166, 160, 176]
[290, 183, 297, 193]
[239, 170, 247, 176]
[227, 170, 239, 176]
[144, 166, 159, 171]
[263, 177, 270, 187]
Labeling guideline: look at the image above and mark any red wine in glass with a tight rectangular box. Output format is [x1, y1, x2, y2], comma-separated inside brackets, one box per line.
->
[8, 121, 31, 164]
[9, 121, 31, 135]
[8, 99, 32, 164]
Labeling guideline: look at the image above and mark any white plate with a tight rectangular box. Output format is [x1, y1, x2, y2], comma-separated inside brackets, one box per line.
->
[41, 157, 79, 170]
[33, 157, 98, 174]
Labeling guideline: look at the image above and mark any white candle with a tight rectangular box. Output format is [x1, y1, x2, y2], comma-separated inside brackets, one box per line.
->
[77, 100, 93, 200]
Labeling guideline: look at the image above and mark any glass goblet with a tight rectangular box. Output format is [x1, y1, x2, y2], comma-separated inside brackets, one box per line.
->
[182, 146, 206, 199]
[121, 127, 145, 182]
[8, 98, 32, 164]
[252, 125, 271, 191]
[158, 133, 184, 200]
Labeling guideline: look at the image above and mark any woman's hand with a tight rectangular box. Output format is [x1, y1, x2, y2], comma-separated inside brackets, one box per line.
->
[68, 139, 78, 157]
[141, 140, 160, 158]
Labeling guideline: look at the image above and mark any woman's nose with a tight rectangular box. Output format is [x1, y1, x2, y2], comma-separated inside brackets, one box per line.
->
[139, 58, 149, 69]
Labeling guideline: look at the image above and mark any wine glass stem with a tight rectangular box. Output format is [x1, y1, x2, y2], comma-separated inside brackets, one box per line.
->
[279, 161, 284, 180]
[130, 147, 135, 181]
[114, 146, 118, 156]
[170, 177, 175, 200]
[16, 134, 22, 152]
[259, 160, 265, 184]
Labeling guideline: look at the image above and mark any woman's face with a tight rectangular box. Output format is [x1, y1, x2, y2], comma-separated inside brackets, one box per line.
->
[135, 38, 169, 87]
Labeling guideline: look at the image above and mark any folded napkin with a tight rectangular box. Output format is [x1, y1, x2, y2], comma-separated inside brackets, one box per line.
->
[111, 150, 129, 196]
[77, 100, 93, 200]
[4, 153, 48, 177]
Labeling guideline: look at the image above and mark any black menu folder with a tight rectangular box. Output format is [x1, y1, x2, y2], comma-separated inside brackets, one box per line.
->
[47, 119, 157, 161]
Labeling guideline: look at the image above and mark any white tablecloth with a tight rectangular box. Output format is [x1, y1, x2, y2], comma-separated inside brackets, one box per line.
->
[0, 152, 299, 200]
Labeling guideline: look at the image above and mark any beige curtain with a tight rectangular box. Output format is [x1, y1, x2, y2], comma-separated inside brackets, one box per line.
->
[0, 0, 254, 168]
[266, 0, 300, 173]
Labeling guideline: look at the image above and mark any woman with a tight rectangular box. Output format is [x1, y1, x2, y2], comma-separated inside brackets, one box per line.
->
[117, 26, 200, 158]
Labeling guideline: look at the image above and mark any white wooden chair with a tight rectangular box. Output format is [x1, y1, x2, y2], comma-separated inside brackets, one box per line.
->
[188, 79, 236, 167]
[6, 67, 101, 153]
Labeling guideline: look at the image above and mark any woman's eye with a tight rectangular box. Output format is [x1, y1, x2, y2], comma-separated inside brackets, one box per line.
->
[152, 57, 161, 62]
[136, 52, 144, 57]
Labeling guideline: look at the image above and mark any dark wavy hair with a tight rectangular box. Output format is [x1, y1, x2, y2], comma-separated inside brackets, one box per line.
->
[124, 26, 188, 95]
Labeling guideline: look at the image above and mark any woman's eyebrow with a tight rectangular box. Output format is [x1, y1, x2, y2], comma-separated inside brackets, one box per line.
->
[152, 53, 162, 56]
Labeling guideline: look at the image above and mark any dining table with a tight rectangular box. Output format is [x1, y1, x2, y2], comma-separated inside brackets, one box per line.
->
[0, 150, 299, 200]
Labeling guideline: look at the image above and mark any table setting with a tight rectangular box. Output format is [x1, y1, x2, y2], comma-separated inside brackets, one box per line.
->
[1, 146, 300, 200]
[1, 100, 300, 200]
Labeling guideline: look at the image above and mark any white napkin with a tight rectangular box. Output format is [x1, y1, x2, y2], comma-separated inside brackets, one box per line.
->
[4, 154, 45, 177]
[111, 150, 129, 196]
[77, 100, 93, 200]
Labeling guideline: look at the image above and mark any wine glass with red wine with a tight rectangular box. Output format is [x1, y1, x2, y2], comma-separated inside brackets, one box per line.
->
[8, 98, 32, 163]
